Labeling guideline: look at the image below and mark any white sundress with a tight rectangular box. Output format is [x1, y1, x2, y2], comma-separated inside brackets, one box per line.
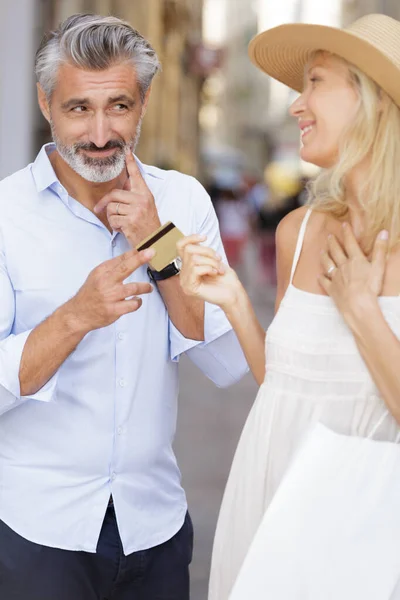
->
[208, 208, 400, 600]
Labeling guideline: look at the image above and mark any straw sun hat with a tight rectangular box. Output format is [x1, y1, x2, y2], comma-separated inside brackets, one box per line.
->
[248, 13, 400, 108]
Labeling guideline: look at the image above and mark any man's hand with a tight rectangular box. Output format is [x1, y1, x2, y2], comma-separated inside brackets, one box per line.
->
[94, 150, 161, 247]
[68, 248, 155, 334]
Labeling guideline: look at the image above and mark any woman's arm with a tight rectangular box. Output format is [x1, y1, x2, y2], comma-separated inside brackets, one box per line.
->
[223, 287, 267, 386]
[344, 295, 400, 424]
[177, 235, 266, 384]
[178, 207, 307, 385]
[274, 207, 307, 311]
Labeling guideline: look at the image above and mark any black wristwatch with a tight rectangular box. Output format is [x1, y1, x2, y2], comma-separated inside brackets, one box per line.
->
[147, 257, 182, 282]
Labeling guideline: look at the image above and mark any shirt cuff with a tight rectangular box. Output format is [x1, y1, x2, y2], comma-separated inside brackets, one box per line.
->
[0, 330, 59, 416]
[169, 302, 232, 362]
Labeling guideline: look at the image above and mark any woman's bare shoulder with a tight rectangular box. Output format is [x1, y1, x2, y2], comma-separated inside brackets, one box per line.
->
[276, 206, 325, 251]
[276, 206, 308, 252]
[275, 207, 326, 300]
[274, 207, 310, 302]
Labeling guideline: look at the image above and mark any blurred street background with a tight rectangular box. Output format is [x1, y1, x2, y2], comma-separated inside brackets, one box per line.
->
[1, 0, 400, 597]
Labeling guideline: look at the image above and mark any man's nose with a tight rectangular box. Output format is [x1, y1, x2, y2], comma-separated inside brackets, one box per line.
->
[88, 113, 112, 148]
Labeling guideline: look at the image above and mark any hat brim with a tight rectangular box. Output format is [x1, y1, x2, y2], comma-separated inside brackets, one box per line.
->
[248, 23, 400, 108]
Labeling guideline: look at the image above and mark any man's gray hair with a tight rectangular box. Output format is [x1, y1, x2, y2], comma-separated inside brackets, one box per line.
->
[35, 13, 161, 102]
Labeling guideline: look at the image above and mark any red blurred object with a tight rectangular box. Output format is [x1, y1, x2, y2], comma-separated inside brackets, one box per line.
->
[222, 236, 247, 268]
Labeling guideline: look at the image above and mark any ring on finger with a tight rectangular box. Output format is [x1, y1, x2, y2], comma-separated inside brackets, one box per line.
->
[327, 264, 336, 277]
[116, 202, 121, 216]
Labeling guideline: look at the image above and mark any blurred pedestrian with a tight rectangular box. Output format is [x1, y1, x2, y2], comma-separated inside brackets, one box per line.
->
[257, 162, 303, 285]
[0, 13, 248, 600]
[215, 187, 249, 269]
[244, 175, 268, 221]
[179, 14, 400, 599]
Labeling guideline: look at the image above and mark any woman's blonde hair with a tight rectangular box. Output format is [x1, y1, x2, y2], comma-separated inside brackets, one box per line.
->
[307, 51, 400, 252]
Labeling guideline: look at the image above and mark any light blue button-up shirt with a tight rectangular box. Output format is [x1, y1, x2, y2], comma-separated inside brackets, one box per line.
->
[0, 144, 248, 554]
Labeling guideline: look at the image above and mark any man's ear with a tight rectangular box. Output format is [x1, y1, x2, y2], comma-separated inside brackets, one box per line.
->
[141, 86, 152, 118]
[37, 83, 51, 123]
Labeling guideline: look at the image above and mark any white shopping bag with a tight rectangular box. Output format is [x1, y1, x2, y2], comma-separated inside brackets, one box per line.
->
[230, 415, 400, 600]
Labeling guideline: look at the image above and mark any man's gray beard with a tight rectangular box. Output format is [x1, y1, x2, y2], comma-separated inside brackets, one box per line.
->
[50, 119, 142, 183]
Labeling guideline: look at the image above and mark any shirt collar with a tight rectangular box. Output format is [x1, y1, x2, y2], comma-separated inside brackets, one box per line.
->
[31, 143, 59, 193]
[31, 143, 162, 194]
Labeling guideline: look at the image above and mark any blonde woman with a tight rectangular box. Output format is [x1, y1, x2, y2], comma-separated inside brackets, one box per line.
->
[178, 13, 400, 600]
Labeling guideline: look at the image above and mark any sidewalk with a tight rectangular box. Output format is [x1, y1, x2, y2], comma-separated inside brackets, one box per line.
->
[175, 282, 276, 600]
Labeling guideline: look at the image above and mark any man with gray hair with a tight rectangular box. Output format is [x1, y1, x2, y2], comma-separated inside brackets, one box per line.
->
[0, 13, 247, 600]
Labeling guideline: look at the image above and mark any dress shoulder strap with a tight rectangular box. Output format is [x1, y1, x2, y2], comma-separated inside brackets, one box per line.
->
[289, 208, 312, 285]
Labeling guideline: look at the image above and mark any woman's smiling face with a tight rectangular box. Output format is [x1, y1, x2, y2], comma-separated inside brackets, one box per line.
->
[289, 53, 360, 168]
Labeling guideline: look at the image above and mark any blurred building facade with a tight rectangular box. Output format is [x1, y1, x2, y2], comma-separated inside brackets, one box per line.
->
[0, 0, 39, 179]
[342, 0, 400, 23]
[201, 0, 342, 184]
[201, 0, 272, 181]
[0, 0, 205, 179]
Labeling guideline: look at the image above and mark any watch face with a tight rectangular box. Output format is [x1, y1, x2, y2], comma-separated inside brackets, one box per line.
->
[175, 256, 183, 270]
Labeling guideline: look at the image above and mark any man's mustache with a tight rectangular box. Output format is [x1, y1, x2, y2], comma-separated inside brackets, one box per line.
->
[74, 141, 126, 152]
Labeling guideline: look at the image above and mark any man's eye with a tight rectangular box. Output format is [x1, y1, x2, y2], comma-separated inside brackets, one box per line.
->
[72, 106, 87, 113]
[310, 76, 321, 83]
[113, 104, 128, 111]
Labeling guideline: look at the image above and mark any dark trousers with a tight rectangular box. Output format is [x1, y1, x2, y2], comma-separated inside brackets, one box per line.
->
[0, 505, 193, 599]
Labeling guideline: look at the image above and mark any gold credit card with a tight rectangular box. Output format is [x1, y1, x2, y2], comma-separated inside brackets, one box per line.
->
[136, 221, 184, 271]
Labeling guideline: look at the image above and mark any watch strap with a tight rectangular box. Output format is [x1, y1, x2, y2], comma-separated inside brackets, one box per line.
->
[148, 260, 180, 282]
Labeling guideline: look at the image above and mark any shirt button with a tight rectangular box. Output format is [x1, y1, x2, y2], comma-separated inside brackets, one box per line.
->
[117, 427, 123, 435]
[119, 378, 126, 388]
[118, 332, 124, 341]
[111, 472, 116, 481]
[112, 239, 117, 248]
